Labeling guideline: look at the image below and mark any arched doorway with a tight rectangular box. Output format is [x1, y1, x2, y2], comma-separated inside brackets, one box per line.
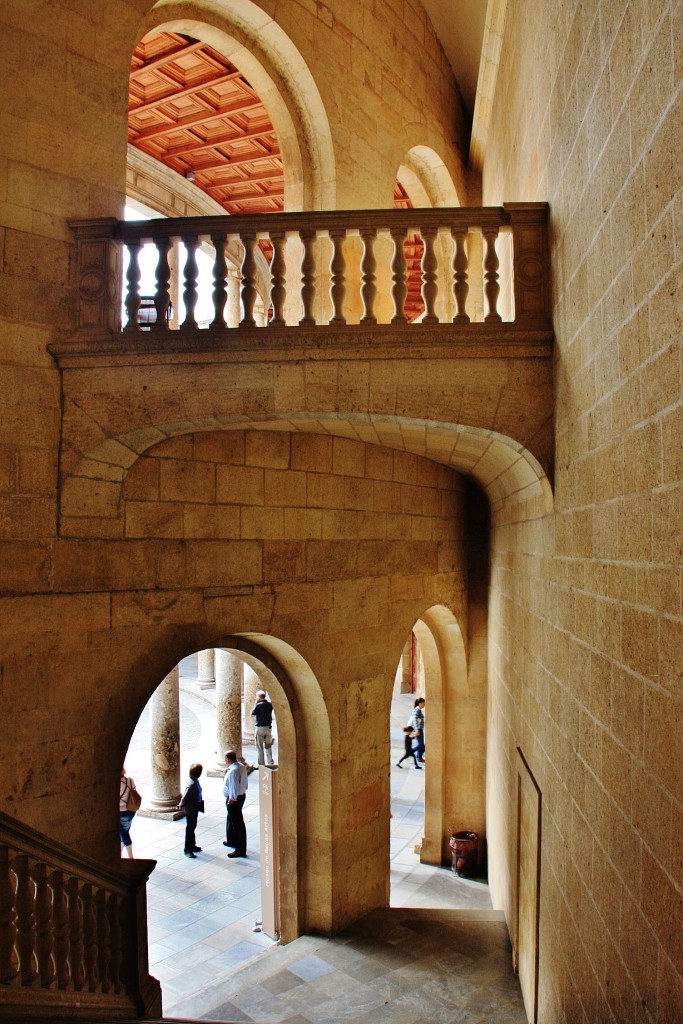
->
[121, 632, 330, 1014]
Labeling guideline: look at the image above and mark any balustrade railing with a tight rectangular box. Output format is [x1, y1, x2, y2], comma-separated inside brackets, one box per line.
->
[69, 203, 551, 342]
[0, 813, 160, 1019]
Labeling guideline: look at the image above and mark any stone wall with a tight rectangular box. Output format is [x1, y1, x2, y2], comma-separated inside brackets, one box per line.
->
[483, 0, 682, 1018]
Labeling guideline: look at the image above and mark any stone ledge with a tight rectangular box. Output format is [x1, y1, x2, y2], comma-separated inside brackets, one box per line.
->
[48, 322, 554, 368]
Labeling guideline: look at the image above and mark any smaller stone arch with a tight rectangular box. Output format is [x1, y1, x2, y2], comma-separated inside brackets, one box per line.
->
[409, 606, 485, 867]
[397, 143, 465, 209]
[219, 632, 333, 939]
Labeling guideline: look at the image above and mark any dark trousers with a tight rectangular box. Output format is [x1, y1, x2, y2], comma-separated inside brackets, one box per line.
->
[184, 811, 198, 853]
[226, 794, 246, 854]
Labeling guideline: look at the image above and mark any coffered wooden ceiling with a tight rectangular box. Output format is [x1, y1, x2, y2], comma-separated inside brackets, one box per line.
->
[129, 31, 284, 214]
[129, 30, 424, 320]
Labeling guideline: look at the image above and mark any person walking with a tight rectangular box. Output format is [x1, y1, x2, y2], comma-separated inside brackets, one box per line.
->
[222, 750, 248, 858]
[176, 763, 204, 858]
[119, 768, 140, 859]
[411, 697, 426, 763]
[396, 725, 422, 769]
[251, 690, 276, 767]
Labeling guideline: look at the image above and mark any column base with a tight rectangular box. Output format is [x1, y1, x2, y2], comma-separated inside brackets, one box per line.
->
[139, 798, 184, 821]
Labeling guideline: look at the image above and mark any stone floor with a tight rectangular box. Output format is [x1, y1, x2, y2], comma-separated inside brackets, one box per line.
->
[127, 668, 524, 1022]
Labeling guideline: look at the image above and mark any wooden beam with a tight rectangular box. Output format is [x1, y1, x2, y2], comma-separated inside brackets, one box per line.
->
[130, 39, 205, 80]
[201, 168, 284, 186]
[130, 70, 243, 116]
[166, 124, 276, 159]
[130, 95, 263, 142]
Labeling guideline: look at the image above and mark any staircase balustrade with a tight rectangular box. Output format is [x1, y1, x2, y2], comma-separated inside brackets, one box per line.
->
[0, 813, 161, 1020]
[68, 204, 551, 344]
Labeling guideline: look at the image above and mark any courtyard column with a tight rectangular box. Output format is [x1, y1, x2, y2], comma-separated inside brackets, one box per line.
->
[400, 634, 414, 694]
[242, 665, 260, 748]
[197, 648, 215, 689]
[144, 666, 183, 819]
[210, 649, 243, 774]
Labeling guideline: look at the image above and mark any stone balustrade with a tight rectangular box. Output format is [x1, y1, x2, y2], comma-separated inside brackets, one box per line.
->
[68, 203, 551, 343]
[0, 813, 160, 1019]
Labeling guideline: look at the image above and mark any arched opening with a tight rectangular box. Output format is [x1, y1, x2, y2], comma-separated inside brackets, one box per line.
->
[389, 602, 489, 912]
[120, 631, 330, 1014]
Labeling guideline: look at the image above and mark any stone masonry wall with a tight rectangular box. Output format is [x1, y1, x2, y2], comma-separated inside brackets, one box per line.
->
[484, 1, 682, 1020]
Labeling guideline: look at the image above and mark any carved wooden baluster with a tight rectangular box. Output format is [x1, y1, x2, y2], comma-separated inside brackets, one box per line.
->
[268, 231, 287, 326]
[152, 237, 172, 330]
[360, 228, 377, 324]
[107, 892, 123, 994]
[123, 241, 142, 333]
[80, 883, 98, 991]
[66, 877, 85, 992]
[420, 225, 439, 323]
[31, 862, 55, 988]
[299, 229, 316, 325]
[210, 234, 228, 328]
[95, 889, 111, 993]
[390, 227, 408, 324]
[13, 854, 38, 986]
[0, 846, 19, 985]
[483, 227, 502, 322]
[328, 228, 346, 325]
[181, 235, 200, 329]
[451, 228, 470, 322]
[49, 869, 71, 990]
[240, 234, 257, 327]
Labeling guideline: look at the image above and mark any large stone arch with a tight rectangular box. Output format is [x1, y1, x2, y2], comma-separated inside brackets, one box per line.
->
[61, 414, 553, 537]
[139, 0, 336, 210]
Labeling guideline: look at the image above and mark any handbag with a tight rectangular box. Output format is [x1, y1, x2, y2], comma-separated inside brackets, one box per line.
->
[197, 799, 205, 814]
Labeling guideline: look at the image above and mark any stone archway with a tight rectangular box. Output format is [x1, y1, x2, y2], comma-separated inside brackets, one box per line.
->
[139, 0, 336, 210]
[411, 606, 484, 866]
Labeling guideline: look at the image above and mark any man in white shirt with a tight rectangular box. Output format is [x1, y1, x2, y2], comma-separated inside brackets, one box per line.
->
[222, 749, 248, 858]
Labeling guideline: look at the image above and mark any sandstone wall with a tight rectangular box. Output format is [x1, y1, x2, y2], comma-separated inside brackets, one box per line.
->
[483, 1, 682, 1019]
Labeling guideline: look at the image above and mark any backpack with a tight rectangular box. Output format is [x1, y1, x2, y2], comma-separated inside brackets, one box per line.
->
[124, 777, 142, 811]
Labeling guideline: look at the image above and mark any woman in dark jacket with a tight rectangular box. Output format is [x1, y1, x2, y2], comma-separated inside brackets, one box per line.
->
[176, 763, 203, 858]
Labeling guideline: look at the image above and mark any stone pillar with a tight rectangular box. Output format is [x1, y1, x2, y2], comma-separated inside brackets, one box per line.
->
[242, 665, 260, 747]
[207, 649, 243, 775]
[197, 648, 215, 689]
[142, 666, 183, 819]
[400, 634, 414, 693]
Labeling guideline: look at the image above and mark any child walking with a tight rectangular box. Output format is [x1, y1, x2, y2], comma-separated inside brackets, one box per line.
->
[396, 726, 422, 769]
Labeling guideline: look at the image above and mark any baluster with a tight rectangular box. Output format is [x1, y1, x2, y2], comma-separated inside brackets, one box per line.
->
[328, 228, 347, 325]
[0, 846, 19, 985]
[299, 229, 316, 326]
[122, 241, 142, 333]
[66, 877, 85, 992]
[81, 883, 98, 991]
[390, 227, 408, 324]
[31, 863, 55, 989]
[152, 237, 172, 330]
[240, 234, 257, 327]
[451, 228, 470, 322]
[95, 889, 111, 993]
[210, 235, 228, 328]
[268, 231, 287, 326]
[420, 226, 439, 324]
[107, 893, 123, 995]
[181, 235, 200, 329]
[13, 854, 38, 986]
[483, 227, 502, 322]
[49, 870, 71, 990]
[360, 228, 377, 324]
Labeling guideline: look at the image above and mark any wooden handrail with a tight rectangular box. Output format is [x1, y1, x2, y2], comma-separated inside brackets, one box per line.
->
[0, 813, 161, 1019]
